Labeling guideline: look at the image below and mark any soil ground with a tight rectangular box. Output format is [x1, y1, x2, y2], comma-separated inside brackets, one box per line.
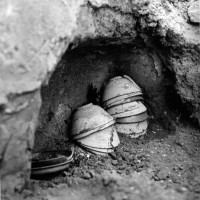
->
[16, 118, 200, 200]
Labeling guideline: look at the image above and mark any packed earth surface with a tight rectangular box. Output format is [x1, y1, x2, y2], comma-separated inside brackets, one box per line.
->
[14, 116, 200, 200]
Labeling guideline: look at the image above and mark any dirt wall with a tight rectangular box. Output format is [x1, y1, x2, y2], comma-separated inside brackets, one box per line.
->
[34, 43, 168, 152]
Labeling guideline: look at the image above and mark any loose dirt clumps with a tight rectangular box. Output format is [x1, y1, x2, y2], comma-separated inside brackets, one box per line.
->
[23, 172, 186, 200]
[16, 118, 200, 200]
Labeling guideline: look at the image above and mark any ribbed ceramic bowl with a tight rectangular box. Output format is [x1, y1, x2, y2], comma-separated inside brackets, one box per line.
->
[31, 150, 73, 176]
[115, 120, 148, 136]
[116, 112, 148, 123]
[103, 93, 143, 108]
[110, 101, 147, 118]
[77, 125, 120, 149]
[102, 75, 142, 103]
[72, 120, 115, 140]
[84, 148, 109, 156]
[71, 103, 115, 137]
[80, 143, 114, 153]
[103, 95, 144, 109]
[106, 101, 145, 116]
[130, 129, 147, 139]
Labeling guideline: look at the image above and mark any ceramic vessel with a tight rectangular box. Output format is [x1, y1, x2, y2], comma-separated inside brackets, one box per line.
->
[72, 103, 120, 154]
[129, 129, 147, 138]
[84, 148, 108, 156]
[115, 120, 148, 136]
[102, 75, 142, 103]
[116, 112, 148, 123]
[77, 125, 120, 149]
[112, 102, 147, 118]
[31, 150, 73, 176]
[102, 76, 148, 139]
[103, 92, 143, 109]
[106, 101, 145, 116]
[80, 143, 114, 153]
[72, 120, 115, 140]
[103, 95, 144, 109]
[71, 103, 115, 137]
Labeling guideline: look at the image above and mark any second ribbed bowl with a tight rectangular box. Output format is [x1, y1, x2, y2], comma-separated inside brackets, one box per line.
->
[71, 103, 120, 155]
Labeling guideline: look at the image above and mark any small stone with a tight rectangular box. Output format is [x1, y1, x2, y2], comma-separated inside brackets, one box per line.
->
[157, 170, 168, 180]
[173, 166, 179, 171]
[136, 161, 145, 168]
[112, 160, 118, 166]
[153, 175, 159, 181]
[118, 157, 123, 161]
[81, 172, 91, 179]
[118, 165, 126, 170]
[89, 170, 95, 178]
[139, 135, 145, 140]
[101, 157, 107, 163]
[126, 169, 131, 175]
[63, 171, 70, 176]
[188, 0, 200, 23]
[170, 174, 181, 183]
[22, 190, 33, 198]
[123, 147, 130, 152]
[128, 155, 135, 162]
[131, 162, 135, 166]
[121, 152, 129, 161]
[175, 186, 188, 193]
[116, 151, 122, 157]
[136, 168, 142, 172]
[117, 170, 123, 174]
[117, 159, 123, 166]
[109, 152, 117, 160]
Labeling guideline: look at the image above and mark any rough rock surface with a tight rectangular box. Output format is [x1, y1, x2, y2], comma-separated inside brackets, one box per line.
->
[0, 0, 86, 195]
[0, 0, 200, 198]
[81, 0, 200, 122]
[188, 0, 200, 23]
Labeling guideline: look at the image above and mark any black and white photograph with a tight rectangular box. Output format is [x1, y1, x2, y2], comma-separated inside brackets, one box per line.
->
[0, 0, 200, 199]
